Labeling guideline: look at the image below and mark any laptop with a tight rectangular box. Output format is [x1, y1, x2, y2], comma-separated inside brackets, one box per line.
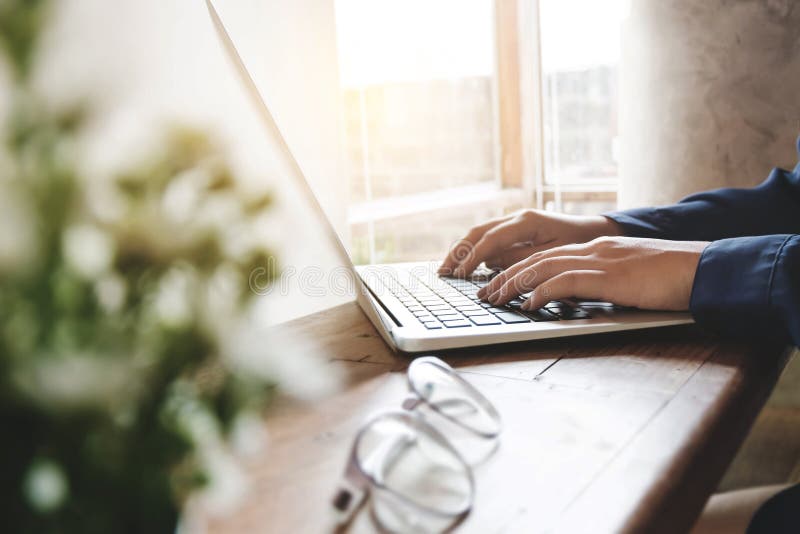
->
[206, 0, 693, 353]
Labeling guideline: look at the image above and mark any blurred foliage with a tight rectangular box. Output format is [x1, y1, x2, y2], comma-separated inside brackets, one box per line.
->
[0, 1, 285, 532]
[0, 0, 50, 80]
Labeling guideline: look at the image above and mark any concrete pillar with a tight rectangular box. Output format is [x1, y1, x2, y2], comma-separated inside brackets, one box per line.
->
[619, 0, 800, 208]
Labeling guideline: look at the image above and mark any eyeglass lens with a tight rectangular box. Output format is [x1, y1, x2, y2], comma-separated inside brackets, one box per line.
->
[355, 414, 472, 532]
[408, 359, 501, 438]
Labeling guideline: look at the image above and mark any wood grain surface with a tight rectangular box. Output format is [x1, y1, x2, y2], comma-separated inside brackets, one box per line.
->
[193, 302, 791, 533]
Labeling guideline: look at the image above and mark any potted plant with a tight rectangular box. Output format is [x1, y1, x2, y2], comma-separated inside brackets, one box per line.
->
[0, 1, 330, 531]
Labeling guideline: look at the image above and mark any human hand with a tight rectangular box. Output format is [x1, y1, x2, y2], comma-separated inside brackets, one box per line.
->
[438, 210, 622, 278]
[476, 236, 710, 311]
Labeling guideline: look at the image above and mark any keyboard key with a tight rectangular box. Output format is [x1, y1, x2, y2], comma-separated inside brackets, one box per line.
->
[438, 288, 463, 295]
[543, 302, 591, 319]
[469, 315, 502, 326]
[434, 313, 462, 321]
[494, 312, 531, 324]
[561, 308, 591, 320]
[442, 319, 472, 328]
[380, 269, 597, 327]
[524, 308, 560, 321]
[462, 309, 491, 317]
[409, 286, 433, 293]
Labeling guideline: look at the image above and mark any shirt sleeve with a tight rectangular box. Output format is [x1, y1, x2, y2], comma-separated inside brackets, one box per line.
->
[689, 234, 800, 346]
[604, 137, 800, 241]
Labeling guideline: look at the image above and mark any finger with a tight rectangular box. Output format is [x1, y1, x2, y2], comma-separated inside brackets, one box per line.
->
[487, 256, 594, 305]
[523, 270, 607, 310]
[478, 241, 593, 298]
[438, 215, 511, 274]
[453, 219, 543, 277]
[484, 243, 540, 270]
[478, 242, 565, 298]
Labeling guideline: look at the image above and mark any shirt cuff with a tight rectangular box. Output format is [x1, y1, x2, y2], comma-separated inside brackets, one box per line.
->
[689, 235, 793, 341]
[603, 209, 671, 239]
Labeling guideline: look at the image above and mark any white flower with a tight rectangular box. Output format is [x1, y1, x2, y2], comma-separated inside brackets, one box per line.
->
[170, 393, 249, 518]
[162, 168, 205, 225]
[62, 224, 115, 279]
[193, 445, 249, 517]
[94, 273, 127, 313]
[13, 353, 138, 409]
[219, 221, 256, 260]
[194, 192, 240, 234]
[222, 320, 340, 401]
[198, 264, 242, 336]
[86, 180, 126, 224]
[154, 268, 195, 328]
[230, 412, 268, 457]
[23, 459, 68, 513]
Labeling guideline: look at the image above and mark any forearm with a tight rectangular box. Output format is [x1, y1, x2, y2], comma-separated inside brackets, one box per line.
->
[604, 166, 800, 241]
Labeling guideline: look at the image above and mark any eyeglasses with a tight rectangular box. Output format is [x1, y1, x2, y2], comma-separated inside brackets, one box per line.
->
[332, 356, 502, 533]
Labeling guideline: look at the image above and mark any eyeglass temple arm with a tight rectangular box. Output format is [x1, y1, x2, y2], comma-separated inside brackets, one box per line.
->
[332, 459, 368, 520]
[332, 432, 416, 521]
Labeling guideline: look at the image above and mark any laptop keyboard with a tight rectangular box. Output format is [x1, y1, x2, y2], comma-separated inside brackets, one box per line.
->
[382, 271, 591, 330]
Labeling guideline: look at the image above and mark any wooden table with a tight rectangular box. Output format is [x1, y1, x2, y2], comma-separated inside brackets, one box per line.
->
[200, 302, 792, 533]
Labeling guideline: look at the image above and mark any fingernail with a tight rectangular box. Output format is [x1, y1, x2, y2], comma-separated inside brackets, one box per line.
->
[522, 300, 533, 310]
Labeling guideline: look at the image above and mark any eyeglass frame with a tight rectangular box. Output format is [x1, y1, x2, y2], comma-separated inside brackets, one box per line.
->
[331, 356, 502, 529]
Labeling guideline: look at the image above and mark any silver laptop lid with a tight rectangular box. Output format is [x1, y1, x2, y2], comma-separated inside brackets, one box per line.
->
[205, 0, 396, 344]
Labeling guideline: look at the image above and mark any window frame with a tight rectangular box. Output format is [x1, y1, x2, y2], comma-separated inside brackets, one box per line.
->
[344, 0, 619, 231]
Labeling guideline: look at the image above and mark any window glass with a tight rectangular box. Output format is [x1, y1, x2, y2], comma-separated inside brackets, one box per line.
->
[335, 0, 502, 263]
[335, 0, 498, 201]
[540, 0, 628, 186]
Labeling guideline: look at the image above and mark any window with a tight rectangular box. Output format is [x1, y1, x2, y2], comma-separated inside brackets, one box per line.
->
[539, 0, 627, 214]
[334, 0, 627, 264]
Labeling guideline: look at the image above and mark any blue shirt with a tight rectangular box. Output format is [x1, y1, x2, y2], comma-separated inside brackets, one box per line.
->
[605, 137, 800, 346]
